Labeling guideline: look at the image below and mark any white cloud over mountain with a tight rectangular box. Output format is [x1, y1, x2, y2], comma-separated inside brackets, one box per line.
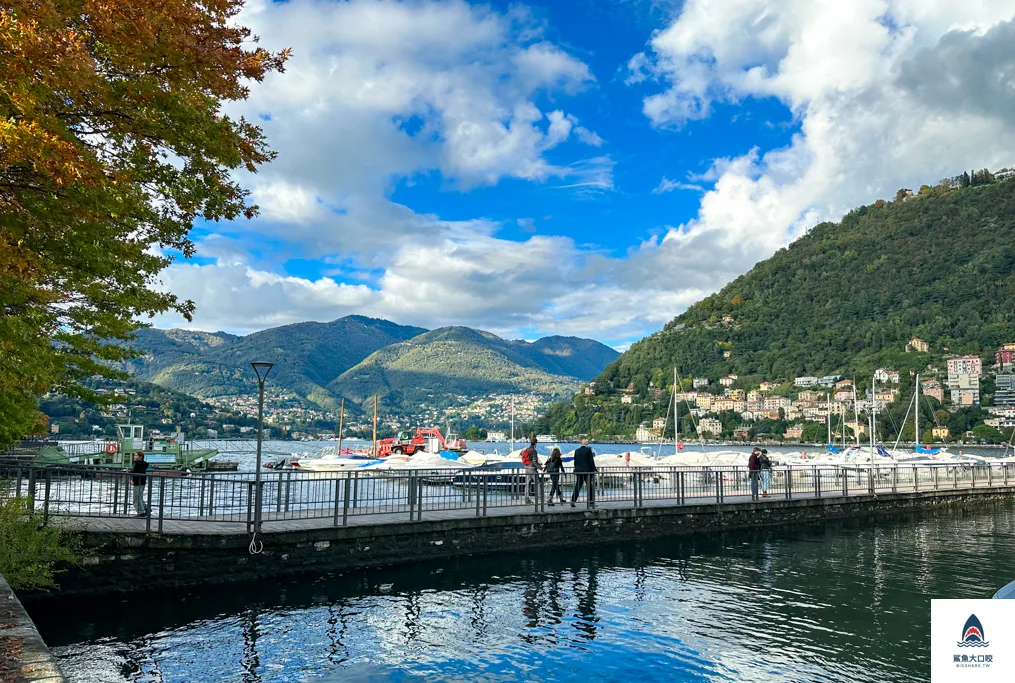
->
[158, 0, 1015, 346]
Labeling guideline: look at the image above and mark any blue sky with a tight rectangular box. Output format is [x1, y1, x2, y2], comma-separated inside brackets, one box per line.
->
[157, 0, 1015, 349]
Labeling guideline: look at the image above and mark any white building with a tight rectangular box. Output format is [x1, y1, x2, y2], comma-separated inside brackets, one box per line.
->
[795, 376, 818, 387]
[635, 424, 655, 442]
[698, 418, 722, 437]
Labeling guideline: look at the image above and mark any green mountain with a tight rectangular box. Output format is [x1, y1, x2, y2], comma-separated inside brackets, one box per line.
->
[534, 176, 1015, 438]
[126, 316, 426, 410]
[126, 317, 619, 414]
[603, 178, 1015, 386]
[328, 327, 612, 408]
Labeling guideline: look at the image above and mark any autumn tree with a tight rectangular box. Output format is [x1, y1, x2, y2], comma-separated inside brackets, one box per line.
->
[0, 1, 287, 444]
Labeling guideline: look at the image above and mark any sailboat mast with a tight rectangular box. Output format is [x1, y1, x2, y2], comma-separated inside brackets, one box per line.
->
[372, 395, 378, 457]
[510, 400, 515, 453]
[870, 374, 877, 462]
[674, 367, 679, 455]
[915, 373, 920, 448]
[827, 391, 832, 446]
[337, 398, 345, 455]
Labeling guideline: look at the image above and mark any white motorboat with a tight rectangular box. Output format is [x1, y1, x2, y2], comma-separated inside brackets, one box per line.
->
[293, 446, 383, 471]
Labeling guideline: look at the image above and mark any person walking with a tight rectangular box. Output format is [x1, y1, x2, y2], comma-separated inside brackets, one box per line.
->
[131, 451, 150, 517]
[521, 437, 541, 505]
[544, 447, 566, 506]
[570, 439, 597, 508]
[748, 447, 761, 501]
[759, 448, 772, 497]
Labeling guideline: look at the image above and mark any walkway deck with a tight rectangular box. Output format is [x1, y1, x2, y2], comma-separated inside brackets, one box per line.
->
[52, 479, 1012, 537]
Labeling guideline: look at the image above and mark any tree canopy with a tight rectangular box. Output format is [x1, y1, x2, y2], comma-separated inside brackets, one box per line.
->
[0, 0, 288, 444]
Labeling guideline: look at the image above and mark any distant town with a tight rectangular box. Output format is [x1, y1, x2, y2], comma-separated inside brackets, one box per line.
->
[600, 338, 1015, 445]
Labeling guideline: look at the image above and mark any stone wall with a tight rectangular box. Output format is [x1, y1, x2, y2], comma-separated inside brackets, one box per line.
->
[26, 487, 1015, 600]
[0, 573, 66, 682]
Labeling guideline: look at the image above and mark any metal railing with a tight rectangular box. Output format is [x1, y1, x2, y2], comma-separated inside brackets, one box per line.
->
[2, 461, 1013, 534]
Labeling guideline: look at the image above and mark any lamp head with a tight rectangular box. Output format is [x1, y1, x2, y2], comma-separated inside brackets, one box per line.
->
[251, 361, 274, 383]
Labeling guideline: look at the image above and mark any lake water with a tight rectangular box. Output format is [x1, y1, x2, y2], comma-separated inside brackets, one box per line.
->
[30, 500, 1015, 682]
[200, 439, 1008, 472]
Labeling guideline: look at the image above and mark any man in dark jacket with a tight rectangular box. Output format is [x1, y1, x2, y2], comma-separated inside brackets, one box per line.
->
[131, 451, 150, 517]
[748, 448, 761, 500]
[570, 439, 597, 508]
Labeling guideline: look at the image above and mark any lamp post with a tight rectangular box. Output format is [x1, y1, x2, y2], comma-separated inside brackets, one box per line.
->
[250, 361, 273, 534]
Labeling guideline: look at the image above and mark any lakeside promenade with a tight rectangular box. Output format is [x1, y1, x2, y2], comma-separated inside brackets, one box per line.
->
[7, 461, 1013, 598]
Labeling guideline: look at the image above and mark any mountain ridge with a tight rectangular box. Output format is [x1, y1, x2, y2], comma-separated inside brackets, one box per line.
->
[125, 317, 619, 415]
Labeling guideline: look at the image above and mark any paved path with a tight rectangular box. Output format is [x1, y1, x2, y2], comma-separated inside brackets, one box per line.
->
[50, 480, 1013, 536]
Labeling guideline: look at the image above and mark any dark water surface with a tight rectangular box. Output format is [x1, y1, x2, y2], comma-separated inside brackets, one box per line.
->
[30, 502, 1015, 682]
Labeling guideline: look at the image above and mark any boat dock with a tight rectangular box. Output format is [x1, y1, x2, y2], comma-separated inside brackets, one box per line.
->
[9, 462, 1015, 597]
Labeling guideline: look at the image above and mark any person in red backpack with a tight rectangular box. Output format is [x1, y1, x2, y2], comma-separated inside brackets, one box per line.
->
[521, 437, 541, 505]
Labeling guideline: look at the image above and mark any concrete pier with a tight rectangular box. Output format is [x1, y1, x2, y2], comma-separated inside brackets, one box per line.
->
[0, 573, 66, 682]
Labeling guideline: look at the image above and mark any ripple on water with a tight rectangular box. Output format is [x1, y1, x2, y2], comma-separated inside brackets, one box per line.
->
[40, 501, 1015, 682]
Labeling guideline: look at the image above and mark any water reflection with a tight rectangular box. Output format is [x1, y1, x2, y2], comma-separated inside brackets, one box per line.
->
[30, 501, 1015, 682]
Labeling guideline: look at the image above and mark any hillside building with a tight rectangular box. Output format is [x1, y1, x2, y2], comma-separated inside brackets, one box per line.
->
[995, 374, 1015, 407]
[921, 380, 944, 402]
[784, 426, 804, 440]
[997, 343, 1015, 369]
[818, 375, 841, 387]
[719, 374, 738, 387]
[795, 376, 818, 387]
[698, 418, 722, 437]
[931, 426, 950, 440]
[621, 394, 633, 404]
[635, 424, 654, 442]
[693, 377, 710, 389]
[652, 417, 667, 430]
[798, 390, 825, 403]
[906, 337, 929, 353]
[947, 356, 983, 377]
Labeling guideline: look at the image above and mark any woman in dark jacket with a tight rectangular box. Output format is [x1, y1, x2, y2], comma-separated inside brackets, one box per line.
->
[544, 448, 566, 506]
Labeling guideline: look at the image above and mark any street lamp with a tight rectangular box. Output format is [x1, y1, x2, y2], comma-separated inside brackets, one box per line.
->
[251, 361, 273, 535]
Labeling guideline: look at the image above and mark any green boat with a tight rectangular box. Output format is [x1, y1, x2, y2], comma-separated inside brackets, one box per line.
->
[31, 424, 228, 471]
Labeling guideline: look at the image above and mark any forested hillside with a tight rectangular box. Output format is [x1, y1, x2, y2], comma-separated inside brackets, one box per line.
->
[605, 178, 1015, 386]
[534, 176, 1015, 439]
[125, 317, 619, 415]
[126, 316, 425, 410]
[329, 327, 617, 410]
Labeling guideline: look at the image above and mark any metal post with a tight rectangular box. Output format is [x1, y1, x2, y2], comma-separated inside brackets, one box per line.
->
[276, 473, 283, 513]
[157, 477, 166, 533]
[208, 474, 215, 517]
[246, 482, 254, 534]
[785, 469, 792, 499]
[893, 467, 898, 493]
[953, 466, 958, 490]
[482, 477, 488, 517]
[537, 472, 544, 513]
[250, 361, 273, 536]
[353, 473, 359, 509]
[842, 469, 848, 497]
[988, 465, 993, 488]
[678, 471, 685, 505]
[416, 476, 424, 520]
[475, 474, 482, 517]
[343, 476, 351, 526]
[339, 476, 347, 523]
[934, 467, 939, 491]
[972, 466, 976, 489]
[913, 466, 919, 492]
[284, 470, 292, 513]
[198, 475, 206, 516]
[43, 469, 51, 523]
[146, 480, 154, 533]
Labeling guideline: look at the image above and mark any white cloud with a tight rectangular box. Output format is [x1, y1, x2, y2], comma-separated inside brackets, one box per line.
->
[653, 177, 704, 193]
[632, 0, 1015, 254]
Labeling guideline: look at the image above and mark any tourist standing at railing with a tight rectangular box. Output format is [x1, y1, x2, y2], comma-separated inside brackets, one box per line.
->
[759, 449, 772, 498]
[571, 439, 597, 508]
[131, 452, 150, 518]
[544, 448, 566, 506]
[521, 437, 542, 505]
[748, 448, 761, 500]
